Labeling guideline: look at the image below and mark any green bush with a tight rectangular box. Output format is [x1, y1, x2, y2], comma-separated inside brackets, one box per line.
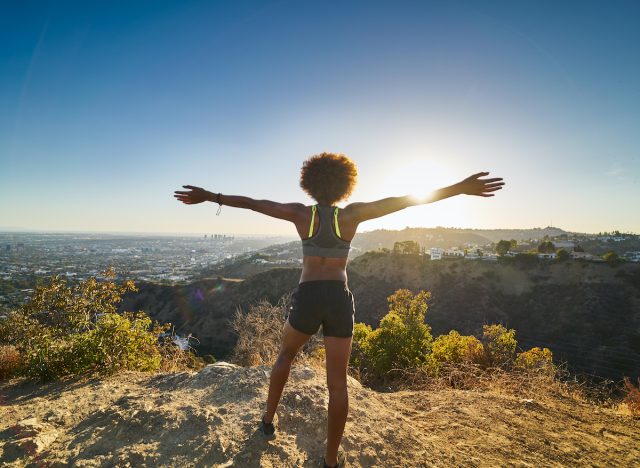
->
[427, 331, 484, 376]
[349, 289, 558, 387]
[514, 347, 555, 375]
[481, 324, 517, 368]
[351, 289, 432, 379]
[0, 269, 181, 381]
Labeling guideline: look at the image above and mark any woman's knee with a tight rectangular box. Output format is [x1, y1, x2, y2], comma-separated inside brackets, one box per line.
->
[275, 348, 297, 366]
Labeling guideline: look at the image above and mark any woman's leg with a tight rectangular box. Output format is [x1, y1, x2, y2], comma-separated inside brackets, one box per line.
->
[264, 320, 312, 423]
[323, 335, 353, 466]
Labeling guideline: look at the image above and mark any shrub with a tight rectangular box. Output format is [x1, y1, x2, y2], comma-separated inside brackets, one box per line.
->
[514, 347, 555, 375]
[230, 298, 286, 367]
[350, 322, 373, 370]
[0, 345, 22, 379]
[623, 377, 640, 416]
[230, 294, 322, 367]
[351, 289, 432, 380]
[603, 251, 623, 266]
[0, 269, 184, 381]
[556, 249, 570, 262]
[426, 331, 484, 376]
[482, 324, 517, 368]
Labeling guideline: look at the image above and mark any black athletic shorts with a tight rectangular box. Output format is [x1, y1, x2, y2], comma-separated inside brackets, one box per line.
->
[287, 280, 355, 338]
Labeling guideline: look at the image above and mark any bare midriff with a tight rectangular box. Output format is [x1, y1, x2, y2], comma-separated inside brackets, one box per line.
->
[299, 255, 348, 283]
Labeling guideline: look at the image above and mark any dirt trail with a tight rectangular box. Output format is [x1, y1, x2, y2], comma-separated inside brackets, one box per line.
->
[1, 363, 638, 467]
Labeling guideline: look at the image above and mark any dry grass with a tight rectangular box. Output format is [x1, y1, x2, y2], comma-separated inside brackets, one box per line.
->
[230, 294, 325, 368]
[158, 339, 204, 372]
[364, 360, 619, 410]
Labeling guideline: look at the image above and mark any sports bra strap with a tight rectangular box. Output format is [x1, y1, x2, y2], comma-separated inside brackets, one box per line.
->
[308, 205, 317, 238]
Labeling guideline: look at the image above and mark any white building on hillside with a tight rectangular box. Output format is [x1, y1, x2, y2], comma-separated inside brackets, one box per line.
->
[430, 247, 443, 260]
[538, 252, 557, 259]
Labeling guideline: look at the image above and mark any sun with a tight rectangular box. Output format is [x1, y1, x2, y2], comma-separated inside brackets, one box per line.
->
[381, 159, 455, 202]
[362, 158, 470, 229]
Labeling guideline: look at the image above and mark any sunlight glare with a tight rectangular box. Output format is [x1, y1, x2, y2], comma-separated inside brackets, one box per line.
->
[381, 159, 455, 201]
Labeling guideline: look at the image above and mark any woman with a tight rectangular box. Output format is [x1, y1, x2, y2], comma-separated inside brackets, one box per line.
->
[174, 152, 504, 467]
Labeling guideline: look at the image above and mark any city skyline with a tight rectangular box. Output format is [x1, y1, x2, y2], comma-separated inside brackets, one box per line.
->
[2, 1, 639, 235]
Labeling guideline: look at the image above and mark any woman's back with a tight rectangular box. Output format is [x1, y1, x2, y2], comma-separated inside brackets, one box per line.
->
[295, 204, 359, 283]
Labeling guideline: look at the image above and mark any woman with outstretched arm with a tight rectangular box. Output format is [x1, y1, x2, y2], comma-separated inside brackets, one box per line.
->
[174, 152, 504, 468]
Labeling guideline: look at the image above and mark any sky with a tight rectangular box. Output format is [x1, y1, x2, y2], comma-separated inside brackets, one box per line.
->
[1, 0, 639, 236]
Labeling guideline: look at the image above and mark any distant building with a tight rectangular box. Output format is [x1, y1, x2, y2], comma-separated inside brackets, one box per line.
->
[444, 249, 464, 257]
[571, 251, 595, 260]
[553, 241, 575, 249]
[430, 247, 443, 260]
[538, 252, 557, 260]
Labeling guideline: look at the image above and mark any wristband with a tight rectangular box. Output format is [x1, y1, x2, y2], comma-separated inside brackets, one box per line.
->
[216, 193, 222, 216]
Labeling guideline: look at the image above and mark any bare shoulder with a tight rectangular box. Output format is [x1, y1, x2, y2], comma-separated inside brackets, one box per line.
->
[341, 202, 365, 220]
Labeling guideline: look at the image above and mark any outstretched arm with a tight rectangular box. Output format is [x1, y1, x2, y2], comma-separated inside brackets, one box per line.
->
[173, 185, 305, 223]
[346, 172, 504, 223]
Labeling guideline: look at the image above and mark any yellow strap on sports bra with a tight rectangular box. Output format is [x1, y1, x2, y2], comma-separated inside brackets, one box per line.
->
[308, 205, 317, 237]
[334, 207, 341, 238]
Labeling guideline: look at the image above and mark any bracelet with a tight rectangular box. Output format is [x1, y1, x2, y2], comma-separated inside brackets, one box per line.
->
[216, 193, 222, 216]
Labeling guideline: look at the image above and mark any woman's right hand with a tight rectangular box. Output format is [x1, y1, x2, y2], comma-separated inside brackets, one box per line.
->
[174, 185, 213, 204]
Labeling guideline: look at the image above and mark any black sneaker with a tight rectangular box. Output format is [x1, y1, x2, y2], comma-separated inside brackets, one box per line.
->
[259, 415, 275, 438]
[323, 453, 345, 468]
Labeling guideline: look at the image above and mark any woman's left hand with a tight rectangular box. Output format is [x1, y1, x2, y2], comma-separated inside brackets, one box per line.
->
[455, 172, 505, 197]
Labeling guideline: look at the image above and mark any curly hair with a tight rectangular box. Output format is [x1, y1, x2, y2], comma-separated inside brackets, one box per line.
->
[299, 152, 358, 205]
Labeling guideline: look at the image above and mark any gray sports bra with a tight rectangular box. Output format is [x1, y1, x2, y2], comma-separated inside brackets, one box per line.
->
[301, 204, 351, 258]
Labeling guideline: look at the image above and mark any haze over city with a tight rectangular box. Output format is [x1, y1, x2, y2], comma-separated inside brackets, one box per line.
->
[1, 1, 639, 235]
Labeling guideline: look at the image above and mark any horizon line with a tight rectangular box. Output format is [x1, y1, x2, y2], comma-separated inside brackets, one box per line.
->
[0, 226, 637, 237]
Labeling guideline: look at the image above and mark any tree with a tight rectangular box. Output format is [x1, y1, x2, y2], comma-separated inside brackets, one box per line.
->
[538, 241, 556, 254]
[509, 239, 518, 250]
[556, 248, 570, 262]
[495, 240, 512, 256]
[603, 251, 622, 265]
[393, 240, 420, 255]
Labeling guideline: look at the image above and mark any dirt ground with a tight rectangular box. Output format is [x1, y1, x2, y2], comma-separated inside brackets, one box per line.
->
[1, 362, 638, 467]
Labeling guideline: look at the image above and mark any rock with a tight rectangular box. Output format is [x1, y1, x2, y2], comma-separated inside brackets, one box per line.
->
[3, 425, 59, 461]
[298, 366, 315, 380]
[347, 376, 362, 389]
[210, 361, 239, 370]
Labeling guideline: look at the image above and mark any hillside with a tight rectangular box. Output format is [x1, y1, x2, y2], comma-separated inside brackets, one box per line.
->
[1, 363, 638, 466]
[349, 226, 569, 254]
[120, 255, 640, 381]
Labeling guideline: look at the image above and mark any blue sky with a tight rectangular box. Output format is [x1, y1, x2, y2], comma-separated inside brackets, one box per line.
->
[1, 0, 638, 236]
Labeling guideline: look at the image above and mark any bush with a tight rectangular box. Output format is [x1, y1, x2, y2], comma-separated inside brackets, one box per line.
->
[623, 377, 640, 416]
[514, 347, 555, 375]
[0, 269, 186, 381]
[0, 345, 22, 379]
[230, 298, 286, 367]
[350, 322, 373, 370]
[230, 294, 322, 367]
[351, 289, 432, 380]
[482, 324, 517, 368]
[426, 331, 484, 376]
